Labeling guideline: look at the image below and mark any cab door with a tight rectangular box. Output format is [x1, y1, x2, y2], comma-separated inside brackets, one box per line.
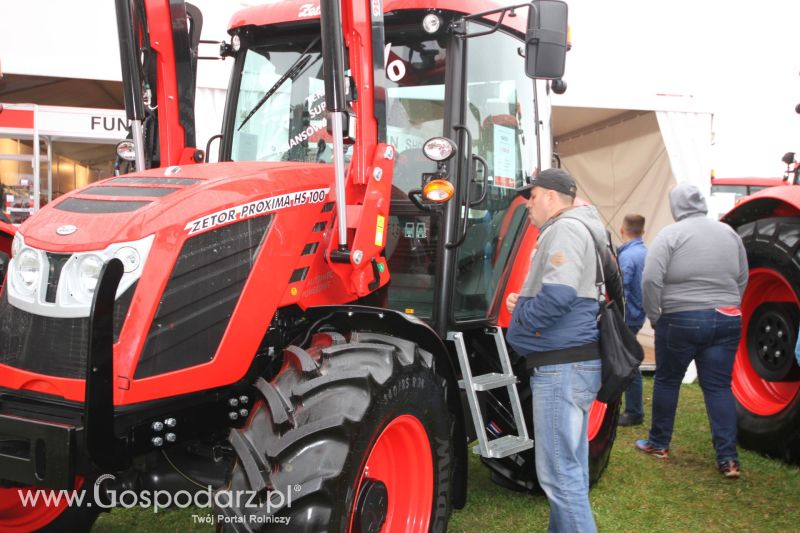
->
[447, 26, 541, 323]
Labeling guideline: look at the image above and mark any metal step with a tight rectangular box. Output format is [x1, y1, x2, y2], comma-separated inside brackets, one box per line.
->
[458, 372, 517, 391]
[448, 328, 532, 460]
[474, 435, 534, 458]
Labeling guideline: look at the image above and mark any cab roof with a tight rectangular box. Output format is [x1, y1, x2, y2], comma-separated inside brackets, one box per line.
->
[229, 0, 527, 34]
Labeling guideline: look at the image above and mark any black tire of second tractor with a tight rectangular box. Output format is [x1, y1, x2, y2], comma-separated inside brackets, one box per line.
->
[736, 216, 800, 462]
[216, 331, 454, 532]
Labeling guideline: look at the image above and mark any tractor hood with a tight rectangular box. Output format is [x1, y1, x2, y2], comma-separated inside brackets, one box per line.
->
[19, 161, 335, 252]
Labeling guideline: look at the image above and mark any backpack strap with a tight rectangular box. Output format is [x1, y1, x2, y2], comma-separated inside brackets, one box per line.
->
[557, 216, 606, 305]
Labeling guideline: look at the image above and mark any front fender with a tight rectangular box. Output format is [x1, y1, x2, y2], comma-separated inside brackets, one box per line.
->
[299, 304, 469, 509]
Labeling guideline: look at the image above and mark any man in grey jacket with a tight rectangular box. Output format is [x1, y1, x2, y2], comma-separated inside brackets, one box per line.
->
[506, 168, 611, 533]
[636, 182, 748, 479]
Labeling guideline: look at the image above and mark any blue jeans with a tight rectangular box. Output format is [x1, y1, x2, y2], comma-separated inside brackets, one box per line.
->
[532, 359, 601, 533]
[649, 310, 741, 463]
[623, 324, 644, 420]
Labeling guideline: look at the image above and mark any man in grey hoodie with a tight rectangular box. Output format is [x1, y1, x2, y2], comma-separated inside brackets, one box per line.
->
[637, 182, 748, 479]
[507, 168, 621, 533]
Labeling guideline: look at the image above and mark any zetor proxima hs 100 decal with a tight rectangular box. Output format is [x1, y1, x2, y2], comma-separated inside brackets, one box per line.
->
[0, 2, 623, 532]
[185, 187, 330, 235]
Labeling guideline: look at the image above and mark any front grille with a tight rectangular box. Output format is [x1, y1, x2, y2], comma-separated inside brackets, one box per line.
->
[134, 214, 273, 379]
[0, 284, 137, 379]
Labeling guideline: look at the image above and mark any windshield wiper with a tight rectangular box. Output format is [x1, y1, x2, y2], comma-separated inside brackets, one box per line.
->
[238, 37, 321, 131]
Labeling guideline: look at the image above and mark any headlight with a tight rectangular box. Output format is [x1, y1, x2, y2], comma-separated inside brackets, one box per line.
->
[422, 137, 457, 162]
[6, 234, 154, 317]
[113, 246, 141, 273]
[77, 254, 104, 294]
[115, 140, 137, 162]
[14, 248, 42, 293]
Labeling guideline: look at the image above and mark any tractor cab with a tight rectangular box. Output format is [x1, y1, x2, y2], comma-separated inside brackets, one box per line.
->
[218, 1, 555, 329]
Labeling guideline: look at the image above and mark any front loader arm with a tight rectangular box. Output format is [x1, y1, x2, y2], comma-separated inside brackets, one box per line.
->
[115, 0, 202, 169]
[321, 0, 394, 296]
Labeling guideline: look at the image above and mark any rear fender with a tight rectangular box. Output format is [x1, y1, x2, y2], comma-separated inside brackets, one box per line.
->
[722, 185, 800, 229]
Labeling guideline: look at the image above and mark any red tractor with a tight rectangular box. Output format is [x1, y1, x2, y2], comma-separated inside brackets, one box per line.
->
[0, 0, 621, 530]
[722, 146, 800, 464]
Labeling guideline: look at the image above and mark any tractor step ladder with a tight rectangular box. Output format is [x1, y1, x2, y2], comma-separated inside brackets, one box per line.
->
[448, 327, 533, 459]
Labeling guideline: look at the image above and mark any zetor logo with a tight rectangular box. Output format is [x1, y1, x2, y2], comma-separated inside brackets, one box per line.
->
[298, 3, 320, 18]
[184, 188, 330, 235]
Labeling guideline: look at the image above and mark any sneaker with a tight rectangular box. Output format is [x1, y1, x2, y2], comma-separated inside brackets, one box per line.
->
[718, 460, 741, 479]
[635, 439, 669, 459]
[619, 413, 644, 427]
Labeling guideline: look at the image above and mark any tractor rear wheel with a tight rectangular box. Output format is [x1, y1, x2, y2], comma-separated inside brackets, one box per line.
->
[216, 331, 454, 532]
[735, 217, 800, 462]
[481, 382, 621, 493]
[0, 477, 100, 532]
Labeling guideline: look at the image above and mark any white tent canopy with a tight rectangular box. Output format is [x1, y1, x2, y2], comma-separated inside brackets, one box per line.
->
[551, 100, 714, 247]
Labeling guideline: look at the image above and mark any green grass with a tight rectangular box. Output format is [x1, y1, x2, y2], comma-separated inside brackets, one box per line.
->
[94, 376, 800, 532]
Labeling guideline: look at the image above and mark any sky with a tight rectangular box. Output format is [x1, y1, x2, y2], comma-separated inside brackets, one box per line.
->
[555, 0, 800, 178]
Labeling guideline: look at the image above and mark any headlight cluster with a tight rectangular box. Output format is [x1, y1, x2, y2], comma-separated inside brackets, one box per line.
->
[14, 247, 43, 294]
[7, 233, 154, 317]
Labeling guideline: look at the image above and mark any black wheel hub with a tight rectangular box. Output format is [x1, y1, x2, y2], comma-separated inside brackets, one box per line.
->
[352, 478, 388, 533]
[747, 302, 800, 381]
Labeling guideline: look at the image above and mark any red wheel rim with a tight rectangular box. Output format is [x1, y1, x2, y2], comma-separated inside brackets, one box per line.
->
[587, 400, 606, 441]
[350, 415, 433, 533]
[734, 267, 800, 416]
[0, 477, 82, 532]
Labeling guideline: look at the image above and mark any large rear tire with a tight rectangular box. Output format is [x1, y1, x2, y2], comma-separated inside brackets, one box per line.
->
[734, 217, 800, 462]
[216, 331, 454, 532]
[481, 382, 620, 492]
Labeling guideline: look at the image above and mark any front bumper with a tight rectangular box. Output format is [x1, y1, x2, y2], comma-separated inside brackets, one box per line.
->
[0, 413, 78, 490]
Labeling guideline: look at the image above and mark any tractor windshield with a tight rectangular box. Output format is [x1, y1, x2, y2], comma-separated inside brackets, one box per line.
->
[229, 23, 447, 184]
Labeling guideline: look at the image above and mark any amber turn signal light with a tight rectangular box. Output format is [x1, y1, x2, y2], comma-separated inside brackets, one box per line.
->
[422, 179, 455, 203]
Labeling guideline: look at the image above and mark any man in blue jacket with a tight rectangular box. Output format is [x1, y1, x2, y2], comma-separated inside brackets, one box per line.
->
[618, 214, 647, 426]
[506, 168, 606, 533]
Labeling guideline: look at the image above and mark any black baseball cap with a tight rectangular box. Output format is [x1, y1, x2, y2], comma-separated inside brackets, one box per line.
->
[516, 168, 578, 199]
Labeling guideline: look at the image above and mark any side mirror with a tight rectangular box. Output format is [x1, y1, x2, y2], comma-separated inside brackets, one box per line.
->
[525, 0, 568, 79]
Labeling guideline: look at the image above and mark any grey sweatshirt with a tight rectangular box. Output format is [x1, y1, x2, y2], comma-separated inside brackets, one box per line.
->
[642, 182, 748, 324]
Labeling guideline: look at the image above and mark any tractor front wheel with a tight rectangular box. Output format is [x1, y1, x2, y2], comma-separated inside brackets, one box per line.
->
[217, 331, 454, 531]
[735, 217, 800, 462]
[0, 477, 100, 533]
